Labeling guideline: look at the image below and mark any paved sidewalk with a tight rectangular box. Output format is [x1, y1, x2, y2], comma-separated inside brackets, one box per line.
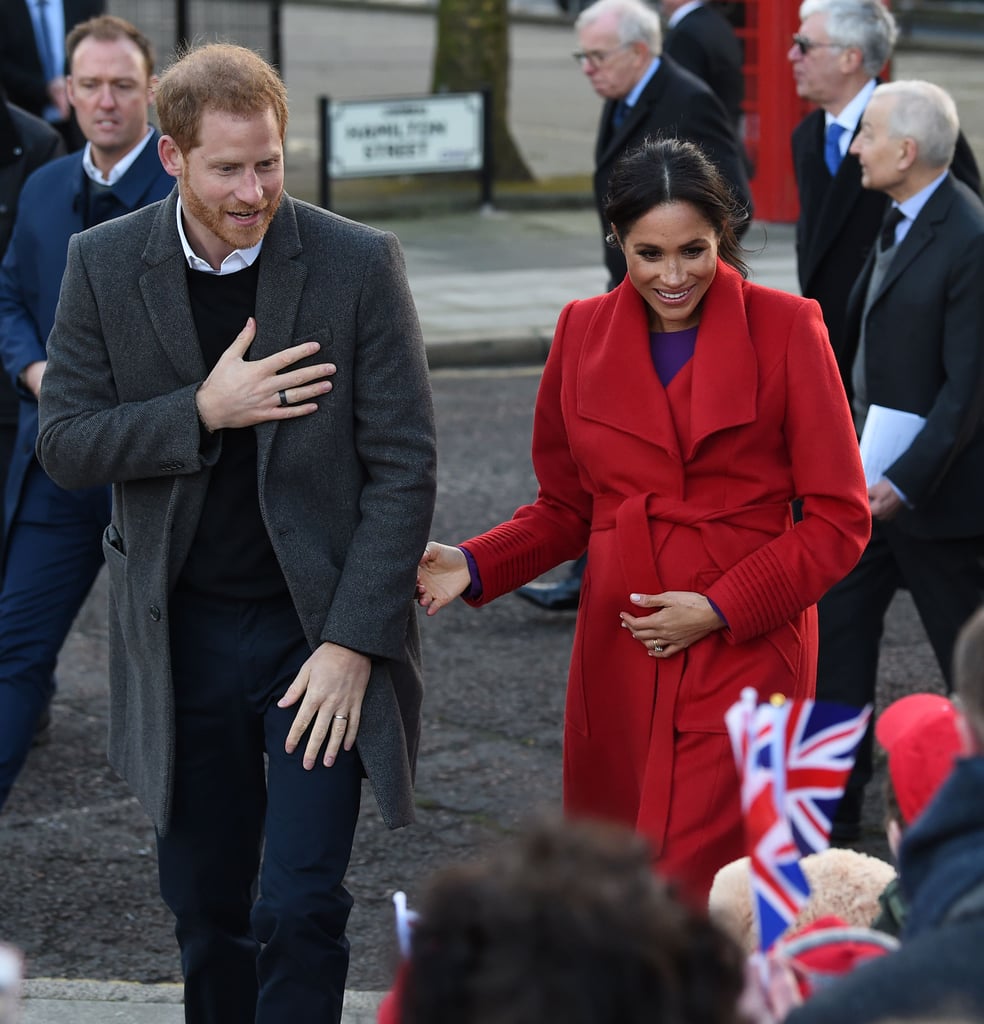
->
[19, 980, 383, 1023]
[383, 210, 796, 364]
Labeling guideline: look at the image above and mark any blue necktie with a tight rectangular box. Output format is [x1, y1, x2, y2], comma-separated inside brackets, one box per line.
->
[824, 122, 847, 176]
[34, 0, 58, 81]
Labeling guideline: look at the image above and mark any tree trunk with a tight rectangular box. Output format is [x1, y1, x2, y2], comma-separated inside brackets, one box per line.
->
[431, 0, 533, 182]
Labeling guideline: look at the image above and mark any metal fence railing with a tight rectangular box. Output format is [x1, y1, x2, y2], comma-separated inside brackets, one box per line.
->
[106, 0, 282, 73]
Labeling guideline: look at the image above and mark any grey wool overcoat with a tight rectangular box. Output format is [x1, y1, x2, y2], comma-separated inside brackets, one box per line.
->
[37, 188, 437, 834]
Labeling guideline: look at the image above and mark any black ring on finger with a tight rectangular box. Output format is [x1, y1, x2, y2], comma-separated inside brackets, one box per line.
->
[278, 389, 289, 408]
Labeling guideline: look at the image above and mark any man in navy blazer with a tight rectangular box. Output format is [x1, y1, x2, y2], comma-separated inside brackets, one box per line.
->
[817, 80, 984, 840]
[0, 91, 64, 538]
[789, 0, 980, 396]
[0, 14, 171, 812]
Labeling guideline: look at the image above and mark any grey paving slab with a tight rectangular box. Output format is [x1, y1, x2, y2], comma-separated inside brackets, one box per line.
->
[19, 981, 383, 1022]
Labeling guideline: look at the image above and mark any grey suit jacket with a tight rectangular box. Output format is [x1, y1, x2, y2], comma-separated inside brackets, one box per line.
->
[846, 174, 984, 539]
[37, 189, 437, 832]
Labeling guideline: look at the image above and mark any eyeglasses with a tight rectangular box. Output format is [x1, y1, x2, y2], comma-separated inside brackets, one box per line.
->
[572, 44, 631, 68]
[791, 33, 844, 56]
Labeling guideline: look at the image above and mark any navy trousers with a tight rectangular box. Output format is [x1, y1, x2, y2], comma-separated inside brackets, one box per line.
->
[159, 587, 363, 1024]
[0, 460, 109, 810]
[817, 518, 984, 819]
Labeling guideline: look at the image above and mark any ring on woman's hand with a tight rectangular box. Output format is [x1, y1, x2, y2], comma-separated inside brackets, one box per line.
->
[278, 389, 289, 408]
[651, 640, 664, 653]
[333, 714, 349, 721]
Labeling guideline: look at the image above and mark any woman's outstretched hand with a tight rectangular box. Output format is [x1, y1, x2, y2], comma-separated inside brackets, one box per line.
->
[416, 541, 471, 616]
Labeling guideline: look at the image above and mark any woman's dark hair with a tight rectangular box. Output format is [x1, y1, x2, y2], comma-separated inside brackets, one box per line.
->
[604, 136, 750, 278]
[398, 817, 745, 1024]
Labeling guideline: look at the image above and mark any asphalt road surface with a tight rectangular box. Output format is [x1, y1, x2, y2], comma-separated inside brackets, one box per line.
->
[0, 364, 945, 990]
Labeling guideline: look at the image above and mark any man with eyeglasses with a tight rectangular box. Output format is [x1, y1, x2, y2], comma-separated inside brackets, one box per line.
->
[0, 15, 170, 813]
[788, 0, 980, 397]
[514, 0, 751, 614]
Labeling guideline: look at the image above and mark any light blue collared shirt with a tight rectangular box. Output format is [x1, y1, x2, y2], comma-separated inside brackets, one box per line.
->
[623, 57, 661, 112]
[175, 197, 264, 276]
[887, 169, 950, 248]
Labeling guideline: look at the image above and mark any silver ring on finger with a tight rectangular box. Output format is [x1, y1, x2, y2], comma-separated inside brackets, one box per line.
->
[333, 714, 349, 721]
[278, 389, 290, 408]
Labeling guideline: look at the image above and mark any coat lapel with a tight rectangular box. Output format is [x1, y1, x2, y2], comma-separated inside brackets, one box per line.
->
[685, 262, 758, 458]
[138, 191, 205, 385]
[250, 195, 306, 360]
[869, 178, 952, 308]
[576, 262, 758, 460]
[804, 127, 868, 283]
[596, 62, 668, 167]
[250, 196, 308, 469]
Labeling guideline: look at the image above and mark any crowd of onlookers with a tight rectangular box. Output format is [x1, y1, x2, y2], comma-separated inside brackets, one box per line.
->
[378, 607, 984, 1024]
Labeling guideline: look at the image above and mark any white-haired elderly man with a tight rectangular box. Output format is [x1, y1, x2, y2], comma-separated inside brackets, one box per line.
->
[817, 79, 984, 844]
[788, 0, 980, 395]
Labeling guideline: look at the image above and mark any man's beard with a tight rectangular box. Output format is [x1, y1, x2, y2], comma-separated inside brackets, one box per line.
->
[181, 169, 282, 253]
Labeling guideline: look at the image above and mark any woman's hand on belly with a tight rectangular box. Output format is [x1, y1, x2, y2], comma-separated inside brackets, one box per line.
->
[619, 591, 725, 658]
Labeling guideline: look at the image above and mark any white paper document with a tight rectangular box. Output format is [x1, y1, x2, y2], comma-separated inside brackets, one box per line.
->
[858, 404, 927, 486]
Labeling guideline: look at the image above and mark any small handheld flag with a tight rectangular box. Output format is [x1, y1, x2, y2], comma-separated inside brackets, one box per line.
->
[725, 687, 872, 951]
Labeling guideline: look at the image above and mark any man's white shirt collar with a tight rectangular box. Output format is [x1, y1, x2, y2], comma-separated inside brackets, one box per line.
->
[175, 197, 264, 276]
[82, 127, 155, 186]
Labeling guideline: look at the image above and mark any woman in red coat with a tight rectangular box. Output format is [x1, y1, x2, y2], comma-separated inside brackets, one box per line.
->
[417, 138, 870, 904]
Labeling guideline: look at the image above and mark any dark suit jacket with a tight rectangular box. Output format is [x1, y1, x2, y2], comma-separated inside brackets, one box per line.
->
[0, 98, 63, 426]
[37, 191, 437, 833]
[663, 3, 744, 132]
[594, 54, 752, 286]
[846, 174, 984, 539]
[792, 104, 980, 386]
[0, 132, 172, 530]
[0, 0, 104, 116]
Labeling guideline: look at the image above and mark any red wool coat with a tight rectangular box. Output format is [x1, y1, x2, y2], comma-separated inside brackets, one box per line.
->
[463, 262, 870, 902]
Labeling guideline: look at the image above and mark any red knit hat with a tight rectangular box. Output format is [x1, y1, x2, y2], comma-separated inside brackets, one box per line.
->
[874, 693, 963, 826]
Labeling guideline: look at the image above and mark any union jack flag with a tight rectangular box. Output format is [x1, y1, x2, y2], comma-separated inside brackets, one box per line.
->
[725, 687, 872, 951]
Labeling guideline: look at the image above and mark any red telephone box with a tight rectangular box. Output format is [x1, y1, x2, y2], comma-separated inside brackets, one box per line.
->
[734, 0, 811, 222]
